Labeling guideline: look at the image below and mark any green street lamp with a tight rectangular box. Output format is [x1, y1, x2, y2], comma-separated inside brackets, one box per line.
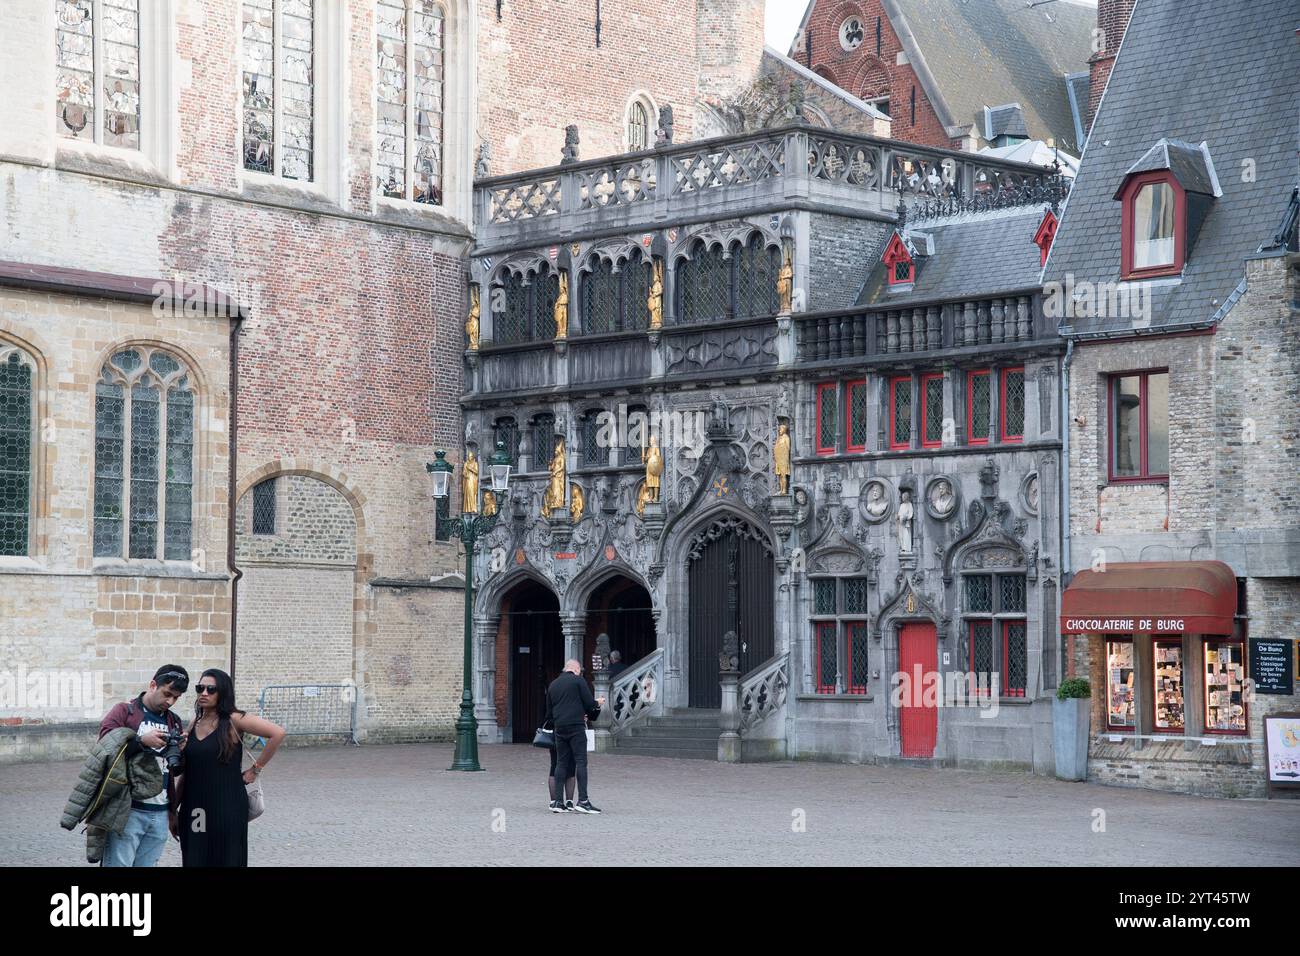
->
[427, 441, 512, 772]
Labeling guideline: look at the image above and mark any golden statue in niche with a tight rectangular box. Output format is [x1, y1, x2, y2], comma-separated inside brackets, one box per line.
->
[777, 242, 793, 314]
[570, 483, 585, 523]
[773, 422, 791, 495]
[542, 438, 567, 515]
[644, 434, 663, 503]
[465, 285, 480, 351]
[461, 450, 479, 514]
[553, 271, 569, 340]
[482, 489, 497, 517]
[635, 480, 652, 517]
[647, 258, 664, 330]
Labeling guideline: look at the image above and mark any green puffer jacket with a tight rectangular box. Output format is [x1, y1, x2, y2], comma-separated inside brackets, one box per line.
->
[60, 726, 165, 864]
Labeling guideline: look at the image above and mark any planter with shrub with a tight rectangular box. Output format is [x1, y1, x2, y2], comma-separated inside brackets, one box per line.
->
[1053, 678, 1092, 781]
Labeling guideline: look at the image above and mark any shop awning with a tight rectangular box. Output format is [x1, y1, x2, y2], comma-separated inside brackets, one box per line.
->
[1060, 561, 1236, 635]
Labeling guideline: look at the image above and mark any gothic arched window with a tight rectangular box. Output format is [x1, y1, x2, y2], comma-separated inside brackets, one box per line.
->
[582, 257, 651, 334]
[676, 241, 731, 324]
[735, 234, 779, 320]
[0, 347, 35, 556]
[495, 269, 558, 344]
[93, 347, 195, 561]
[376, 0, 445, 204]
[627, 99, 650, 152]
[241, 0, 316, 180]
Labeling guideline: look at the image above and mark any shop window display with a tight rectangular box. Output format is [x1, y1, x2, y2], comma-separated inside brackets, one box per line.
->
[1153, 639, 1184, 732]
[1105, 638, 1135, 729]
[1204, 639, 1247, 734]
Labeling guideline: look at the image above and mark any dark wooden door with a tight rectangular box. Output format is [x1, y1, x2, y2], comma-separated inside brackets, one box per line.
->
[898, 623, 938, 758]
[510, 610, 563, 742]
[688, 523, 774, 708]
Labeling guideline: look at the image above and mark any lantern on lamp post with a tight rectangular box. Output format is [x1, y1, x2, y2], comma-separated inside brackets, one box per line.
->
[427, 440, 512, 772]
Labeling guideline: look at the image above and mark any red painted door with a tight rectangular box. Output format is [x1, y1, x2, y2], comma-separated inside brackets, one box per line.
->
[898, 623, 938, 758]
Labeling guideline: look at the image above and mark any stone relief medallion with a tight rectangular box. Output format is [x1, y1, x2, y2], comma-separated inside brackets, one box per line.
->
[859, 479, 892, 524]
[924, 475, 959, 521]
[792, 486, 812, 527]
[1021, 472, 1040, 516]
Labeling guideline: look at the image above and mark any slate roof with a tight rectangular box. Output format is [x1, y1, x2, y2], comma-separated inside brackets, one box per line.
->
[1043, 0, 1300, 338]
[881, 0, 1096, 154]
[856, 204, 1051, 307]
[985, 104, 1030, 140]
[1115, 138, 1219, 198]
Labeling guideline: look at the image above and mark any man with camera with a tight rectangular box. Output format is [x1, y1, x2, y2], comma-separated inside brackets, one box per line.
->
[96, 665, 189, 867]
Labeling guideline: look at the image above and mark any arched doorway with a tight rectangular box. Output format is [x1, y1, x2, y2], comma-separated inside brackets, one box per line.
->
[585, 575, 655, 670]
[502, 579, 562, 743]
[686, 516, 775, 708]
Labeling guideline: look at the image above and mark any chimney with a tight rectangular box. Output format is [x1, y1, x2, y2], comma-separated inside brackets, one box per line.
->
[1087, 0, 1136, 132]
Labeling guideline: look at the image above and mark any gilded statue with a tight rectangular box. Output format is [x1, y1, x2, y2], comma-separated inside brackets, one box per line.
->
[636, 480, 652, 517]
[569, 483, 585, 523]
[553, 271, 569, 340]
[465, 285, 480, 351]
[461, 450, 479, 514]
[647, 258, 664, 330]
[644, 434, 662, 503]
[777, 242, 793, 314]
[482, 489, 497, 517]
[773, 422, 791, 495]
[542, 438, 567, 515]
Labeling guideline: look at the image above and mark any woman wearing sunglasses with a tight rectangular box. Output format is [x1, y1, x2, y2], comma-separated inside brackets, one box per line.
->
[172, 668, 285, 866]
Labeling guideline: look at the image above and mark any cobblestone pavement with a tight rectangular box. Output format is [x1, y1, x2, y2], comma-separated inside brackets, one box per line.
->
[4, 744, 1297, 867]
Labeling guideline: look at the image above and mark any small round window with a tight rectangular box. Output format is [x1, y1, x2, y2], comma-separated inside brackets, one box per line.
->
[839, 17, 865, 51]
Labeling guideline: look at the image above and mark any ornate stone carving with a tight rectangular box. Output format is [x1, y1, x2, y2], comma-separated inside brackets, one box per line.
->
[777, 241, 793, 314]
[1021, 472, 1039, 516]
[1037, 365, 1054, 434]
[475, 141, 491, 178]
[561, 124, 580, 164]
[461, 450, 480, 514]
[896, 489, 915, 555]
[654, 104, 674, 146]
[553, 270, 569, 340]
[860, 479, 892, 524]
[924, 476, 958, 520]
[569, 482, 584, 523]
[773, 422, 791, 495]
[979, 457, 999, 499]
[647, 258, 664, 330]
[465, 284, 480, 351]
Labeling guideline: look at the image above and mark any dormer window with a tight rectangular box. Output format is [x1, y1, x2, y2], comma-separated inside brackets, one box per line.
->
[882, 232, 915, 287]
[1033, 209, 1058, 267]
[1114, 139, 1220, 281]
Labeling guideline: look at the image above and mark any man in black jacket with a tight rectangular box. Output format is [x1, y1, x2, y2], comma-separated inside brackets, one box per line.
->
[545, 660, 604, 813]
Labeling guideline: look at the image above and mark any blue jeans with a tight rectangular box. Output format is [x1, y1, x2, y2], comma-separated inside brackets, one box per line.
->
[102, 809, 170, 867]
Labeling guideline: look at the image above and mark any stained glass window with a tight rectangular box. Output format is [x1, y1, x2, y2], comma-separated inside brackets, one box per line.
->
[965, 574, 992, 613]
[531, 414, 555, 470]
[376, 0, 444, 205]
[847, 380, 867, 451]
[969, 621, 994, 676]
[625, 406, 649, 462]
[93, 348, 194, 560]
[0, 351, 34, 557]
[494, 270, 557, 344]
[56, 0, 141, 149]
[1004, 622, 1027, 697]
[890, 376, 911, 448]
[815, 621, 837, 694]
[999, 574, 1026, 613]
[242, 0, 314, 180]
[810, 578, 870, 696]
[583, 260, 619, 334]
[846, 621, 869, 694]
[581, 410, 609, 467]
[623, 260, 652, 331]
[922, 374, 944, 446]
[816, 383, 837, 453]
[965, 572, 1028, 697]
[627, 100, 649, 152]
[493, 417, 519, 464]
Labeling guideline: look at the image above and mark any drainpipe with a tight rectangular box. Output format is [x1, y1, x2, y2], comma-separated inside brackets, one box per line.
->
[227, 313, 245, 681]
[1060, 337, 1073, 682]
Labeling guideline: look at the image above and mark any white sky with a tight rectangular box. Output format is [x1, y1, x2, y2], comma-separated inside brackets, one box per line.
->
[764, 0, 807, 54]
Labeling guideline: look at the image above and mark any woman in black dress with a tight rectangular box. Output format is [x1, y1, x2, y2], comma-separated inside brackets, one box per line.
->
[172, 668, 285, 867]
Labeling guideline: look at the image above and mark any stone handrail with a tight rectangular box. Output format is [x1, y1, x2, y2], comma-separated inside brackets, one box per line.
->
[608, 648, 664, 734]
[473, 123, 1053, 250]
[738, 652, 790, 733]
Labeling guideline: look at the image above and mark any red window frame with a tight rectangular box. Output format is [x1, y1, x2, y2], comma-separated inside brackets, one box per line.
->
[845, 379, 868, 453]
[1107, 368, 1169, 483]
[966, 369, 991, 445]
[888, 375, 912, 450]
[1001, 621, 1026, 698]
[999, 367, 1024, 443]
[883, 232, 915, 285]
[814, 621, 837, 694]
[1203, 637, 1248, 737]
[1152, 637, 1185, 735]
[815, 382, 837, 456]
[920, 372, 944, 448]
[844, 621, 869, 695]
[1119, 171, 1186, 280]
[966, 620, 994, 698]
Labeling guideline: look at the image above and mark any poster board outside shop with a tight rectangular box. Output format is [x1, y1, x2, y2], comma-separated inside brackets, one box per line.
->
[1263, 712, 1300, 796]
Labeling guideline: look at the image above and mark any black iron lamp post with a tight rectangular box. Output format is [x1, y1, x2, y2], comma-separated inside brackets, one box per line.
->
[427, 440, 513, 772]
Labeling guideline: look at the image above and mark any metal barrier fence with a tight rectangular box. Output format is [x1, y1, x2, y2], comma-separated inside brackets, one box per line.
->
[256, 684, 358, 745]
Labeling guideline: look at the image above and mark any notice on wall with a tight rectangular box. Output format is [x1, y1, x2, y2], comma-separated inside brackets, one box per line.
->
[1263, 714, 1300, 789]
[1250, 639, 1294, 696]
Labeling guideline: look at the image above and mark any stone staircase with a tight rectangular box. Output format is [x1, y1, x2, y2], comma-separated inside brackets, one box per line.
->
[607, 709, 721, 760]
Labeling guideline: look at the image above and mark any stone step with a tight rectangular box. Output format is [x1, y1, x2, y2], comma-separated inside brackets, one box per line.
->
[629, 723, 720, 739]
[619, 733, 719, 751]
[607, 744, 717, 760]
